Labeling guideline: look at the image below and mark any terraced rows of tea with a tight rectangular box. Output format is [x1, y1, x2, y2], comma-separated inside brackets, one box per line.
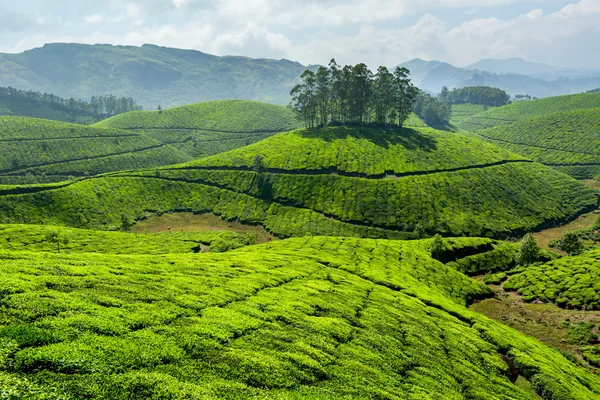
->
[457, 93, 600, 131]
[449, 104, 494, 127]
[95, 100, 303, 159]
[1, 234, 599, 399]
[0, 116, 191, 183]
[477, 107, 600, 178]
[0, 126, 595, 239]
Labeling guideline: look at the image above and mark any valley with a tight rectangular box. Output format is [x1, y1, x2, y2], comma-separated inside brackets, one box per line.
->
[2, 42, 600, 399]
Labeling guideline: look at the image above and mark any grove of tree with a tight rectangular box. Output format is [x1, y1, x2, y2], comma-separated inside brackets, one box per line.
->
[289, 60, 418, 128]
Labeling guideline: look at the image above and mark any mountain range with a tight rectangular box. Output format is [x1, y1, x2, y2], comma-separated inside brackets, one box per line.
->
[1, 43, 599, 108]
[401, 58, 600, 97]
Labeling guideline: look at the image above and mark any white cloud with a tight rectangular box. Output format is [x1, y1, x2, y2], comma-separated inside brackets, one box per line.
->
[126, 3, 142, 18]
[171, 0, 191, 8]
[85, 14, 105, 23]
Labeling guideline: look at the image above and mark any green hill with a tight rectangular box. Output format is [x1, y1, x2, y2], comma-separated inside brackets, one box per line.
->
[95, 100, 303, 159]
[0, 224, 255, 254]
[457, 93, 600, 131]
[450, 104, 495, 126]
[1, 234, 599, 399]
[0, 116, 191, 184]
[0, 126, 595, 239]
[0, 43, 312, 108]
[0, 93, 92, 123]
[477, 107, 600, 178]
[504, 248, 600, 310]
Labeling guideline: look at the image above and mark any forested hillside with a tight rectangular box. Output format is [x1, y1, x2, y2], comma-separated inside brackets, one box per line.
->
[1, 235, 599, 399]
[0, 43, 313, 108]
[0, 86, 142, 124]
[0, 116, 190, 183]
[95, 100, 303, 159]
[478, 107, 600, 178]
[0, 126, 595, 239]
[457, 92, 600, 131]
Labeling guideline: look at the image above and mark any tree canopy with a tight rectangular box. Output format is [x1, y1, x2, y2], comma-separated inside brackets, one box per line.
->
[440, 86, 510, 107]
[289, 60, 418, 128]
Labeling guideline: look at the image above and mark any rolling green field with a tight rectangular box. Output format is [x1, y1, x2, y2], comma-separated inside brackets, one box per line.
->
[504, 249, 600, 309]
[1, 234, 599, 399]
[0, 224, 255, 254]
[0, 117, 191, 183]
[457, 93, 600, 131]
[95, 100, 303, 159]
[0, 126, 595, 239]
[477, 107, 600, 179]
[449, 104, 494, 126]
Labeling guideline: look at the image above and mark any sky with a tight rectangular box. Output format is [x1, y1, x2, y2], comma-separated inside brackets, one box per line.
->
[1, 0, 600, 68]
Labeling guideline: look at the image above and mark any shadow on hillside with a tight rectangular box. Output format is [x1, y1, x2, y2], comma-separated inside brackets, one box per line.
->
[299, 126, 437, 151]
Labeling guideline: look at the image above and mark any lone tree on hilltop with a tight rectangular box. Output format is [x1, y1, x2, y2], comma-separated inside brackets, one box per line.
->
[557, 232, 584, 256]
[517, 233, 540, 266]
[44, 229, 70, 253]
[429, 234, 447, 261]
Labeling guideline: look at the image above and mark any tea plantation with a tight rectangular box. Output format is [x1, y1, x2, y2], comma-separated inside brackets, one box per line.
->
[94, 100, 303, 159]
[477, 107, 600, 178]
[0, 116, 191, 183]
[457, 93, 600, 131]
[0, 126, 595, 239]
[504, 249, 600, 309]
[0, 224, 255, 254]
[0, 235, 599, 399]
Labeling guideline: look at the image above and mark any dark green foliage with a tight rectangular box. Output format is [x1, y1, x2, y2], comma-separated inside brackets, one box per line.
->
[567, 322, 598, 345]
[557, 232, 584, 256]
[582, 346, 600, 367]
[289, 60, 417, 128]
[458, 92, 600, 131]
[0, 86, 142, 124]
[446, 243, 518, 276]
[0, 236, 599, 398]
[0, 116, 190, 182]
[429, 234, 447, 260]
[95, 100, 302, 159]
[478, 107, 600, 178]
[443, 86, 510, 107]
[413, 93, 451, 127]
[504, 249, 600, 309]
[517, 233, 541, 266]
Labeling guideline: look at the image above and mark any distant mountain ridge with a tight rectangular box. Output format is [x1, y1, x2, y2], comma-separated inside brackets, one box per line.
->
[0, 43, 313, 108]
[401, 58, 600, 98]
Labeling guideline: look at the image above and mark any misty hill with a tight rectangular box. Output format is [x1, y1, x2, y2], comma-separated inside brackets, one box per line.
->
[0, 43, 313, 108]
[467, 58, 600, 80]
[401, 58, 600, 98]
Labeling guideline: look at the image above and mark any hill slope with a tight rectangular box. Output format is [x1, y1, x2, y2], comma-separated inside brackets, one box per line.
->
[457, 93, 600, 131]
[95, 100, 303, 159]
[0, 126, 595, 239]
[0, 116, 191, 183]
[477, 107, 600, 178]
[1, 235, 599, 399]
[0, 43, 313, 108]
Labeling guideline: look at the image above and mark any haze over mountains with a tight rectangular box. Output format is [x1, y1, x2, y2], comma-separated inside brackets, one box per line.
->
[1, 43, 600, 109]
[401, 58, 600, 98]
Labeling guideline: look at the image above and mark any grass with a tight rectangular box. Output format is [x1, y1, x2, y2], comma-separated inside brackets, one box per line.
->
[94, 100, 303, 159]
[0, 224, 256, 254]
[457, 92, 600, 131]
[131, 212, 274, 243]
[533, 210, 600, 252]
[0, 116, 190, 183]
[0, 125, 595, 239]
[477, 107, 600, 178]
[0, 235, 599, 398]
[471, 291, 600, 366]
